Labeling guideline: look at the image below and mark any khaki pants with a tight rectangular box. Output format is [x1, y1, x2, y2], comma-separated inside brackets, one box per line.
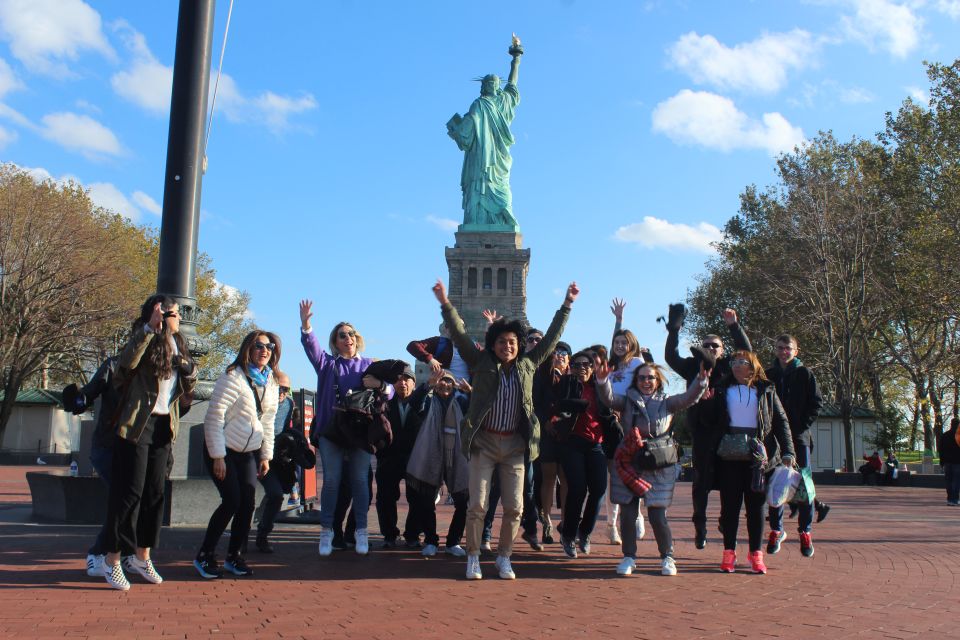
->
[466, 430, 525, 556]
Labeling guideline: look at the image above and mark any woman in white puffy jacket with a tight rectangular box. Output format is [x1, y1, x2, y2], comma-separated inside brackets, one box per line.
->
[194, 331, 281, 579]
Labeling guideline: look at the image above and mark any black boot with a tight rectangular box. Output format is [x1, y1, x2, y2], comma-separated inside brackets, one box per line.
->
[255, 532, 273, 553]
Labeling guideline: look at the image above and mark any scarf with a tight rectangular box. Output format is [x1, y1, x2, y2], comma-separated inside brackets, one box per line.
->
[247, 364, 271, 386]
[406, 394, 469, 497]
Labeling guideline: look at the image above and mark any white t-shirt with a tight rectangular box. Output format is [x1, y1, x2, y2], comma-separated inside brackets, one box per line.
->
[609, 357, 644, 400]
[726, 385, 758, 429]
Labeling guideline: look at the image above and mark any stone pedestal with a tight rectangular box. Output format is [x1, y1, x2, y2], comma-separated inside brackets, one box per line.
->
[445, 230, 530, 340]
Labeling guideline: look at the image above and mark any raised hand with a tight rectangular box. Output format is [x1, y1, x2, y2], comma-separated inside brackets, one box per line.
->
[299, 299, 314, 331]
[428, 358, 443, 375]
[432, 279, 449, 305]
[482, 309, 502, 325]
[564, 282, 580, 305]
[610, 298, 626, 321]
[149, 302, 164, 332]
[595, 360, 612, 382]
[722, 308, 738, 326]
[457, 378, 472, 394]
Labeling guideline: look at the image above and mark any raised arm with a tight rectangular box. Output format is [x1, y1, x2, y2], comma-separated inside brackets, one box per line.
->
[299, 299, 331, 372]
[723, 308, 752, 352]
[665, 365, 710, 414]
[433, 279, 482, 367]
[610, 298, 625, 338]
[507, 34, 522, 86]
[527, 282, 577, 367]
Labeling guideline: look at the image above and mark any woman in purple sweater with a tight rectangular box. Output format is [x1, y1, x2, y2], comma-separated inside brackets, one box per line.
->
[299, 300, 389, 556]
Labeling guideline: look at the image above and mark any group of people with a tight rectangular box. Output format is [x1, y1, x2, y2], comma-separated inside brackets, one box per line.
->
[75, 280, 839, 589]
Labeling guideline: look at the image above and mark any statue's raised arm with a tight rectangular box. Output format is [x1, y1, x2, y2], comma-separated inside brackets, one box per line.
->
[446, 35, 524, 232]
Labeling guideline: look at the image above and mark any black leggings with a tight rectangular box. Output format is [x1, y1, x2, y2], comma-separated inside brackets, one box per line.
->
[717, 459, 766, 552]
[200, 449, 258, 556]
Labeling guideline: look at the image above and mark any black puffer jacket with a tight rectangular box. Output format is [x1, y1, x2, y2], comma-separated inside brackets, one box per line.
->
[765, 359, 822, 448]
[272, 428, 316, 492]
[703, 377, 796, 471]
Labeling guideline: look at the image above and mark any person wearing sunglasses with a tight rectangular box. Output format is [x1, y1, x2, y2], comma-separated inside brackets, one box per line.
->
[431, 278, 579, 580]
[100, 295, 197, 591]
[194, 331, 282, 579]
[612, 362, 708, 576]
[663, 304, 752, 550]
[552, 351, 615, 559]
[704, 350, 794, 574]
[299, 301, 390, 557]
[532, 341, 572, 544]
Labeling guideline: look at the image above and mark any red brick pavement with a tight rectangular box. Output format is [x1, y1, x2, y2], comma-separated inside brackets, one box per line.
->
[1, 465, 958, 639]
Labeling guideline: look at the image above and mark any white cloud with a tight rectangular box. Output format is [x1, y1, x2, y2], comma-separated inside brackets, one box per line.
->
[906, 85, 929, 103]
[39, 111, 122, 158]
[216, 72, 318, 134]
[0, 0, 114, 76]
[0, 123, 16, 148]
[132, 190, 162, 215]
[88, 182, 140, 221]
[213, 278, 254, 319]
[0, 57, 21, 97]
[841, 0, 922, 58]
[936, 0, 960, 18]
[652, 89, 804, 155]
[614, 216, 723, 253]
[668, 29, 817, 94]
[426, 215, 459, 232]
[109, 20, 172, 114]
[839, 86, 875, 103]
[74, 98, 101, 113]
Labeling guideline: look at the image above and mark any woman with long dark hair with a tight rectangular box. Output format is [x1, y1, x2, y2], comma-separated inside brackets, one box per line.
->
[194, 330, 281, 579]
[100, 295, 197, 590]
[553, 351, 614, 559]
[706, 350, 794, 574]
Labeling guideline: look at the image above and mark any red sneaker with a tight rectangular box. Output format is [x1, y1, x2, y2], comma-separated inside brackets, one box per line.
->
[766, 529, 785, 554]
[799, 531, 815, 557]
[720, 549, 736, 573]
[748, 550, 767, 574]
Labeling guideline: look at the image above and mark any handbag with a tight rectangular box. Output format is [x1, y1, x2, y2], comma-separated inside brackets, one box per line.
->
[794, 466, 817, 504]
[633, 429, 679, 470]
[327, 367, 393, 453]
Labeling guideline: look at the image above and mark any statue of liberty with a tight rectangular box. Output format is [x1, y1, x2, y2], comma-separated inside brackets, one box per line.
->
[446, 35, 523, 231]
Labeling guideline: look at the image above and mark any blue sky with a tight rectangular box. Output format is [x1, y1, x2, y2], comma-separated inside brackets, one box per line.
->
[2, 0, 958, 391]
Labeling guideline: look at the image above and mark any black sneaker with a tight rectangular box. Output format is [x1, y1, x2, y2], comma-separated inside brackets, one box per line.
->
[224, 554, 253, 576]
[521, 531, 544, 551]
[815, 502, 831, 523]
[255, 535, 273, 554]
[331, 534, 347, 550]
[560, 535, 577, 559]
[194, 552, 222, 580]
[577, 535, 591, 555]
[694, 525, 707, 550]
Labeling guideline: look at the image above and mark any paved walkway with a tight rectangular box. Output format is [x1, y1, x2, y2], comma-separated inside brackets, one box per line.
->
[1, 465, 958, 639]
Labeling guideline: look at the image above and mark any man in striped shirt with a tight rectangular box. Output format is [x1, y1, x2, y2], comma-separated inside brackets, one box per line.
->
[432, 279, 579, 580]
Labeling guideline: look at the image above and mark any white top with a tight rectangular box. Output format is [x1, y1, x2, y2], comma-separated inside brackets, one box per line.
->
[203, 368, 279, 460]
[609, 357, 644, 400]
[449, 347, 470, 382]
[727, 385, 758, 429]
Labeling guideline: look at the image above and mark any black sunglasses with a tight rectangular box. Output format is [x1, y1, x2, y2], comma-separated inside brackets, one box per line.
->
[338, 330, 356, 339]
[554, 350, 570, 357]
[527, 335, 543, 343]
[252, 343, 276, 352]
[702, 342, 722, 349]
[279, 386, 290, 394]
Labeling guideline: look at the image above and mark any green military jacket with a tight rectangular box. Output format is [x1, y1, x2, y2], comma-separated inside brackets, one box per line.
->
[113, 323, 198, 444]
[441, 302, 570, 461]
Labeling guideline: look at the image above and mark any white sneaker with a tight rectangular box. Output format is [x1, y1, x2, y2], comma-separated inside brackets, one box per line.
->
[608, 524, 622, 545]
[318, 527, 334, 556]
[122, 555, 163, 584]
[495, 555, 516, 580]
[465, 553, 482, 580]
[86, 553, 104, 577]
[636, 513, 646, 540]
[355, 529, 369, 555]
[422, 543, 438, 557]
[661, 556, 677, 576]
[102, 558, 130, 591]
[616, 556, 635, 576]
[445, 544, 466, 557]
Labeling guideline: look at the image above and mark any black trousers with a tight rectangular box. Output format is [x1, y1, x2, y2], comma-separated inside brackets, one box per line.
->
[375, 456, 422, 542]
[103, 415, 172, 555]
[717, 459, 766, 552]
[690, 423, 716, 530]
[257, 469, 285, 537]
[420, 485, 467, 547]
[558, 437, 607, 541]
[200, 449, 258, 556]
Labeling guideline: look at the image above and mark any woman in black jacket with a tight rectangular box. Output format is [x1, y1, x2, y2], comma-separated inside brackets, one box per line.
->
[552, 351, 614, 559]
[706, 350, 794, 575]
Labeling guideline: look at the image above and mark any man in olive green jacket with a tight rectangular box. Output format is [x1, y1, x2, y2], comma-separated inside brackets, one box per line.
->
[431, 279, 578, 581]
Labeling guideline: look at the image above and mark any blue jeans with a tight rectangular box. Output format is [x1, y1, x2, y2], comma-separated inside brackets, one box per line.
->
[945, 463, 960, 504]
[317, 436, 371, 530]
[769, 443, 814, 533]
